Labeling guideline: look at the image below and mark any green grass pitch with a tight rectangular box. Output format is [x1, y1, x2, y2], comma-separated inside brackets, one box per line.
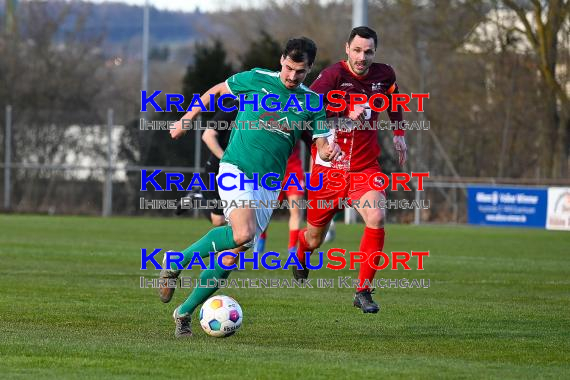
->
[0, 214, 568, 379]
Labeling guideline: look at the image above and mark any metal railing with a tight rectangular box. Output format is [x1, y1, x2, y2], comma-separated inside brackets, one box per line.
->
[3, 104, 569, 222]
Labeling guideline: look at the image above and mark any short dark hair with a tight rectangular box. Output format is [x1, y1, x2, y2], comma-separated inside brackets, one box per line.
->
[348, 26, 378, 48]
[282, 37, 317, 66]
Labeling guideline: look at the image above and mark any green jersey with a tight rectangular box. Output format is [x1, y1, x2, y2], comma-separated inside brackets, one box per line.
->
[221, 68, 330, 184]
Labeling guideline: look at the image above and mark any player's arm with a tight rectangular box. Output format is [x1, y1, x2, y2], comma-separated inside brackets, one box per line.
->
[202, 129, 224, 159]
[386, 67, 407, 167]
[170, 82, 231, 139]
[308, 91, 343, 162]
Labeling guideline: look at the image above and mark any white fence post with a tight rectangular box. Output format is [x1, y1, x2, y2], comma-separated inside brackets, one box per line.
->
[103, 108, 114, 217]
[4, 105, 11, 211]
[344, 207, 358, 224]
[414, 187, 421, 225]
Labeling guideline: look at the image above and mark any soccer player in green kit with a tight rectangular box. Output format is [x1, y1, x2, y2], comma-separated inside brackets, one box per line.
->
[161, 37, 342, 337]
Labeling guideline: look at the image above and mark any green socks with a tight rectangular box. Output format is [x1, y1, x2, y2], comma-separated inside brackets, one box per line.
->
[178, 260, 232, 315]
[171, 225, 237, 315]
[170, 225, 237, 270]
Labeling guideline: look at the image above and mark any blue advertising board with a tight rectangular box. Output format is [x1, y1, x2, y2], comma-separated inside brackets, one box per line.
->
[467, 186, 548, 228]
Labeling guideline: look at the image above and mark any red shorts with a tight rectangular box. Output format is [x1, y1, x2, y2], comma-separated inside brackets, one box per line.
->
[307, 165, 386, 227]
[279, 163, 305, 200]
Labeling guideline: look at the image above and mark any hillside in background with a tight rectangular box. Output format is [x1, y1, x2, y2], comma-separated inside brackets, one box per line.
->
[1, 0, 214, 59]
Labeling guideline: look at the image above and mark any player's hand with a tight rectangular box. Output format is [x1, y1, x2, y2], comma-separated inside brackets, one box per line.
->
[347, 105, 366, 125]
[170, 119, 188, 140]
[393, 135, 407, 167]
[323, 141, 343, 162]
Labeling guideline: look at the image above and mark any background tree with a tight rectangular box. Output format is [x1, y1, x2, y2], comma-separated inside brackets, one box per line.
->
[182, 39, 235, 99]
[117, 38, 237, 212]
[501, 0, 569, 178]
[240, 31, 283, 71]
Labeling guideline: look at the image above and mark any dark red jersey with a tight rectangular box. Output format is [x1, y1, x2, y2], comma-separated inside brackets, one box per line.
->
[309, 61, 403, 171]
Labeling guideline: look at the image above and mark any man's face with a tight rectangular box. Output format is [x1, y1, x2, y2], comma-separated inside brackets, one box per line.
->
[345, 35, 376, 75]
[280, 55, 311, 89]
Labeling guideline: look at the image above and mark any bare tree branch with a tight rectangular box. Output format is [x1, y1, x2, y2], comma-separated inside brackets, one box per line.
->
[503, 0, 540, 48]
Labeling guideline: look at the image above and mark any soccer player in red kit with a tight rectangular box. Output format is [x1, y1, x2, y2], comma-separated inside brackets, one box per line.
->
[293, 26, 408, 313]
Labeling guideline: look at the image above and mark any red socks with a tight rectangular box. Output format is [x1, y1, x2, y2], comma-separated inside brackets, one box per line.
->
[357, 227, 385, 292]
[296, 228, 313, 264]
[294, 226, 386, 290]
[288, 229, 299, 249]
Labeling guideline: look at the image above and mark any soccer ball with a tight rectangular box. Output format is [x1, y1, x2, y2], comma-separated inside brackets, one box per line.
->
[199, 295, 243, 337]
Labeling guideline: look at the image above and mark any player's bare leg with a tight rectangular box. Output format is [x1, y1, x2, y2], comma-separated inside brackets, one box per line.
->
[352, 190, 386, 313]
[287, 193, 303, 252]
[210, 213, 225, 227]
[227, 207, 257, 246]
